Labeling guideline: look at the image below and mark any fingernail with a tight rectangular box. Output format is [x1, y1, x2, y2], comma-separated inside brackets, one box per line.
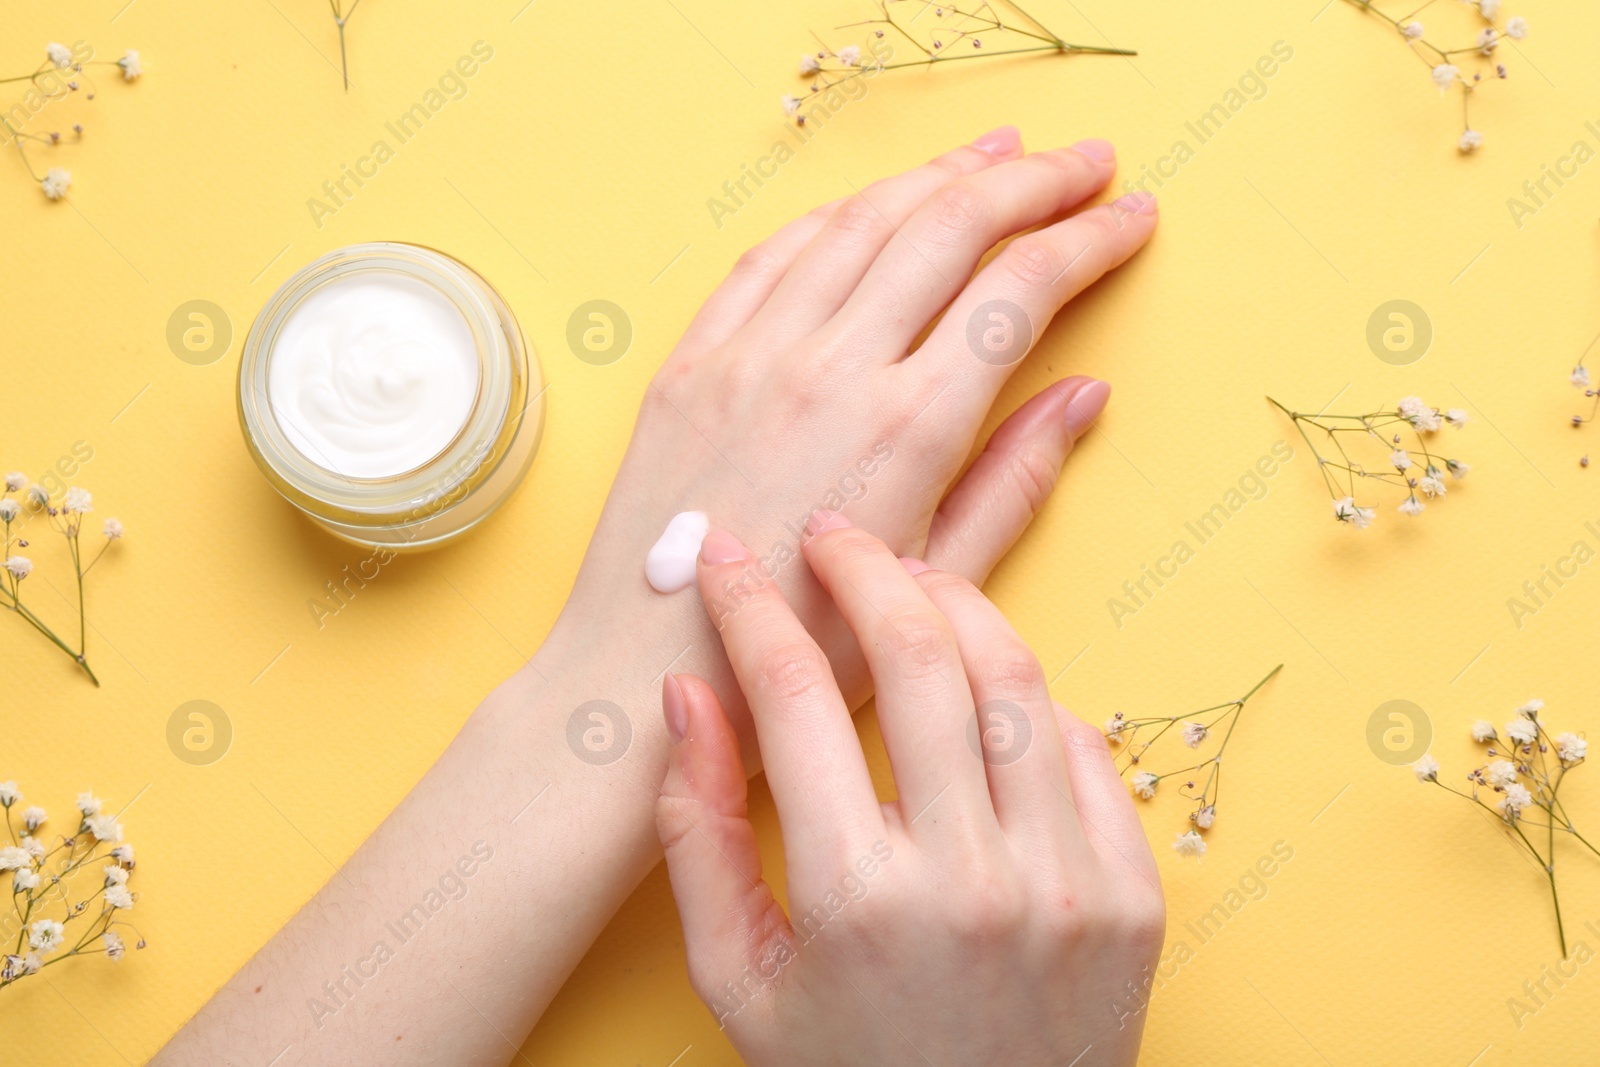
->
[1063, 379, 1112, 438]
[663, 673, 688, 744]
[1071, 138, 1115, 164]
[1113, 190, 1158, 216]
[700, 529, 750, 565]
[899, 557, 932, 576]
[971, 125, 1021, 156]
[803, 509, 853, 538]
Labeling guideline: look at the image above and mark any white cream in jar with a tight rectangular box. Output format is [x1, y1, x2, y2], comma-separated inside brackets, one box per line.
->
[267, 273, 479, 479]
[239, 243, 543, 550]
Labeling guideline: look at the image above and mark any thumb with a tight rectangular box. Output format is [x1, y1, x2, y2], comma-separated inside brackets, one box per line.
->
[924, 375, 1111, 585]
[655, 673, 794, 1023]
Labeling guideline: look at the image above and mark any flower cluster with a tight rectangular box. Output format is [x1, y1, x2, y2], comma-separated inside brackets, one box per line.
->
[3, 474, 123, 686]
[1414, 701, 1592, 954]
[1105, 665, 1282, 859]
[0, 783, 143, 989]
[2, 42, 142, 199]
[1569, 361, 1597, 467]
[1269, 396, 1470, 528]
[1343, 0, 1529, 152]
[784, 0, 1133, 123]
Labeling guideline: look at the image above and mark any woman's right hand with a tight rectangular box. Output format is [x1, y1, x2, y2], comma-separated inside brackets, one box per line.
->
[655, 518, 1164, 1066]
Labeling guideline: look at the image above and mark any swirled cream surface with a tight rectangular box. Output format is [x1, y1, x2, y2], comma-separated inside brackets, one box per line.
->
[267, 272, 478, 479]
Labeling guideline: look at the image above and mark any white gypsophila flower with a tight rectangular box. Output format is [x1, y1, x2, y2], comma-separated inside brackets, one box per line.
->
[62, 487, 92, 513]
[1131, 771, 1159, 799]
[1517, 699, 1544, 719]
[46, 42, 74, 69]
[1502, 783, 1533, 816]
[1333, 496, 1376, 529]
[103, 518, 124, 540]
[21, 952, 41, 974]
[1572, 367, 1591, 388]
[1196, 805, 1216, 829]
[29, 919, 64, 955]
[800, 54, 820, 74]
[20, 837, 43, 861]
[1431, 64, 1458, 91]
[1413, 754, 1440, 781]
[0, 955, 21, 981]
[1398, 497, 1425, 517]
[1390, 449, 1413, 471]
[0, 500, 17, 522]
[25, 486, 47, 507]
[103, 932, 125, 960]
[1486, 759, 1518, 788]
[1420, 475, 1447, 497]
[0, 781, 17, 806]
[1104, 717, 1127, 743]
[1479, 0, 1501, 17]
[3, 473, 24, 492]
[1505, 719, 1539, 745]
[76, 792, 102, 816]
[110, 843, 134, 867]
[781, 94, 801, 116]
[104, 885, 133, 910]
[1402, 20, 1424, 38]
[1446, 458, 1470, 479]
[1182, 721, 1209, 748]
[40, 167, 70, 200]
[1471, 721, 1498, 743]
[1557, 733, 1587, 763]
[103, 866, 128, 887]
[838, 44, 862, 66]
[1397, 396, 1443, 431]
[1476, 27, 1498, 54]
[117, 50, 141, 81]
[14, 869, 40, 892]
[86, 813, 122, 843]
[4, 557, 32, 580]
[1173, 830, 1207, 858]
[1506, 16, 1527, 39]
[1446, 408, 1470, 428]
[0, 847, 29, 871]
[1459, 129, 1483, 152]
[21, 806, 45, 832]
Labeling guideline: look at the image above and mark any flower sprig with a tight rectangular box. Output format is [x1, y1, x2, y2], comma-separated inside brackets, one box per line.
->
[1269, 396, 1470, 528]
[2, 474, 123, 687]
[2, 42, 142, 200]
[1105, 665, 1283, 859]
[1414, 701, 1592, 955]
[0, 783, 143, 989]
[1342, 0, 1529, 152]
[784, 0, 1133, 123]
[329, 0, 363, 93]
[1569, 362, 1596, 468]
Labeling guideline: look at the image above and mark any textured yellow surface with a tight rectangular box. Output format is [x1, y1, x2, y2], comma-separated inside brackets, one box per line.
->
[4, 0, 1600, 1063]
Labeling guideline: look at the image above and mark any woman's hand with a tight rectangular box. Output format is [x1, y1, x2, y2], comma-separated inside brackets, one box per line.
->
[552, 127, 1157, 754]
[655, 518, 1164, 1067]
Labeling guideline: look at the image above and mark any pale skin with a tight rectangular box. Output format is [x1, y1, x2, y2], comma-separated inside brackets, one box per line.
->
[154, 127, 1159, 1065]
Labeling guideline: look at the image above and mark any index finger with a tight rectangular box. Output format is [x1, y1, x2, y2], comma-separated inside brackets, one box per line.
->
[697, 528, 886, 861]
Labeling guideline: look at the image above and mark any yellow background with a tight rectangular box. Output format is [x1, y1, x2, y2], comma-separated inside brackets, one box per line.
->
[4, 0, 1600, 1063]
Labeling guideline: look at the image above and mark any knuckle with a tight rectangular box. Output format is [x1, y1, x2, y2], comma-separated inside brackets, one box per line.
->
[732, 242, 790, 283]
[1003, 442, 1062, 516]
[946, 872, 1028, 945]
[875, 610, 958, 678]
[654, 794, 700, 856]
[926, 182, 989, 238]
[752, 641, 834, 705]
[1001, 236, 1066, 290]
[1112, 885, 1167, 954]
[829, 196, 888, 242]
[925, 152, 967, 180]
[973, 644, 1047, 700]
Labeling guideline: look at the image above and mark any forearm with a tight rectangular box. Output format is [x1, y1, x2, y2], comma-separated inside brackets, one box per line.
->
[154, 597, 717, 1066]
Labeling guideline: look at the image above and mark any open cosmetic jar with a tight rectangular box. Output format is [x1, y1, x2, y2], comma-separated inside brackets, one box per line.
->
[238, 242, 543, 550]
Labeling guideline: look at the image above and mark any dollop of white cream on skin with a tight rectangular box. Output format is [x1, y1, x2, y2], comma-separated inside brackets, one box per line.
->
[646, 511, 710, 593]
[267, 272, 479, 479]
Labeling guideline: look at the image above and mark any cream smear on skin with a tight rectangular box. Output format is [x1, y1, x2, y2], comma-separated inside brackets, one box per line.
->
[267, 273, 479, 479]
[646, 511, 709, 593]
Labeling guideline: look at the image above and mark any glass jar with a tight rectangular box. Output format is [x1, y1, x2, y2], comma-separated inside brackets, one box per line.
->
[237, 242, 543, 550]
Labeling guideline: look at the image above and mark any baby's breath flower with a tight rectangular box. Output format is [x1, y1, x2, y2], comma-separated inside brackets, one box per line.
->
[3, 473, 24, 492]
[1446, 458, 1470, 479]
[1505, 718, 1539, 745]
[20, 837, 43, 861]
[1397, 396, 1442, 431]
[1402, 20, 1424, 38]
[1556, 733, 1587, 763]
[117, 51, 142, 81]
[1475, 27, 1498, 55]
[838, 44, 862, 66]
[1506, 16, 1527, 39]
[86, 812, 122, 843]
[1390, 449, 1412, 471]
[1479, 0, 1501, 20]
[103, 932, 125, 960]
[21, 805, 45, 832]
[1104, 716, 1127, 743]
[1332, 496, 1376, 529]
[1398, 496, 1425, 517]
[1172, 830, 1206, 858]
[1420, 474, 1447, 497]
[29, 919, 64, 955]
[0, 499, 18, 522]
[1572, 367, 1590, 388]
[1131, 771, 1159, 799]
[1471, 721, 1497, 743]
[0, 846, 30, 871]
[14, 869, 40, 892]
[4, 557, 32, 580]
[1414, 753, 1440, 781]
[111, 843, 135, 867]
[0, 781, 17, 806]
[41, 167, 71, 201]
[799, 53, 820, 74]
[76, 792, 102, 816]
[46, 43, 74, 69]
[1181, 721, 1209, 748]
[1459, 129, 1483, 152]
[103, 866, 128, 887]
[781, 94, 802, 117]
[1431, 63, 1459, 91]
[104, 885, 133, 910]
[1486, 759, 1518, 788]
[103, 517, 124, 540]
[1446, 408, 1470, 428]
[1195, 805, 1216, 829]
[63, 487, 92, 513]
[25, 486, 47, 507]
[1517, 699, 1544, 719]
[1502, 782, 1533, 818]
